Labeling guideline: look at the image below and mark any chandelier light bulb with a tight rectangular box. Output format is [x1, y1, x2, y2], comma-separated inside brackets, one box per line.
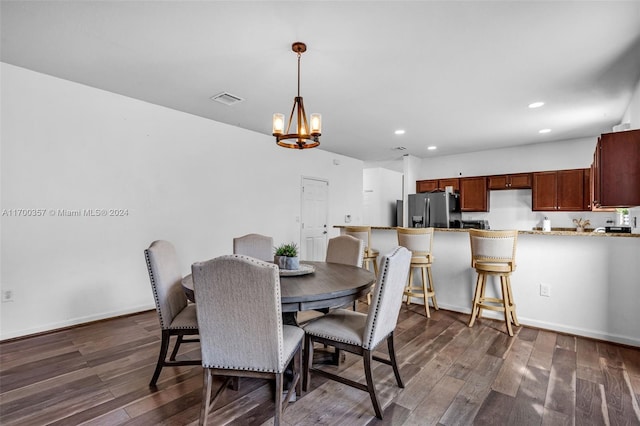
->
[310, 113, 322, 134]
[272, 113, 284, 135]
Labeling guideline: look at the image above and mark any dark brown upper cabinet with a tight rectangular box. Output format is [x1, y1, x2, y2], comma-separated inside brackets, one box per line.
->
[533, 169, 589, 211]
[460, 177, 489, 212]
[592, 129, 640, 208]
[487, 173, 532, 190]
[416, 178, 460, 193]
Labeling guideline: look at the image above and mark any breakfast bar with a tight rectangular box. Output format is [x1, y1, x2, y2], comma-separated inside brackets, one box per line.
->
[337, 226, 640, 346]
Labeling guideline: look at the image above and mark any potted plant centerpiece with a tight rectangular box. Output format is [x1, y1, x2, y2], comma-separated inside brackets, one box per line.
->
[274, 242, 300, 270]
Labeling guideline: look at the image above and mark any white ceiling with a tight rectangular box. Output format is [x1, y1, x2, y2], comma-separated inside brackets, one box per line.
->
[2, 1, 640, 165]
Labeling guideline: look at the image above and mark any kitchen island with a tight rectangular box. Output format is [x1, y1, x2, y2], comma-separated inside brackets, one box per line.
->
[336, 226, 640, 346]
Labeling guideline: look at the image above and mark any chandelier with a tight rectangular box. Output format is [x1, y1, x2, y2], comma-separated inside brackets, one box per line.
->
[272, 42, 321, 149]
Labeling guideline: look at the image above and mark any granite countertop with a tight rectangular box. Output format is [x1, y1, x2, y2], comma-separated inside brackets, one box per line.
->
[334, 225, 640, 238]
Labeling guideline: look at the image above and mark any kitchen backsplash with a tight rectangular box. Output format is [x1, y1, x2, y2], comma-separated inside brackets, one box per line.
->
[462, 189, 639, 233]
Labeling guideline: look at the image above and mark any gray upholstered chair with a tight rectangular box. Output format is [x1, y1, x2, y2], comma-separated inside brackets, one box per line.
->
[397, 227, 438, 317]
[296, 234, 365, 325]
[303, 247, 411, 420]
[192, 255, 304, 426]
[232, 233, 274, 262]
[325, 234, 364, 267]
[144, 240, 200, 387]
[468, 229, 520, 336]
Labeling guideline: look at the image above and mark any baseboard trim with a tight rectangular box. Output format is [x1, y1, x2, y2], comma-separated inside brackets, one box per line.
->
[0, 304, 155, 342]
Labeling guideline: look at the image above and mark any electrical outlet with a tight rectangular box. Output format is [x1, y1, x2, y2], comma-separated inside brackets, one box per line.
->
[540, 283, 551, 297]
[2, 290, 14, 302]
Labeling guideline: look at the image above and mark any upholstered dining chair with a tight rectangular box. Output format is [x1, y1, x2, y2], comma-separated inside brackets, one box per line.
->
[233, 233, 274, 262]
[296, 234, 365, 325]
[303, 246, 412, 420]
[192, 255, 304, 426]
[468, 229, 519, 336]
[325, 234, 365, 267]
[144, 240, 200, 387]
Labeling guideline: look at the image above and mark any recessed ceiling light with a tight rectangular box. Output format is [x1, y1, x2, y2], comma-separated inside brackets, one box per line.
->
[529, 102, 545, 109]
[394, 129, 405, 135]
[427, 146, 437, 150]
[539, 128, 551, 134]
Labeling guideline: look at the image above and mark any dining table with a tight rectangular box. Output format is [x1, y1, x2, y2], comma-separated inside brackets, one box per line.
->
[181, 260, 376, 325]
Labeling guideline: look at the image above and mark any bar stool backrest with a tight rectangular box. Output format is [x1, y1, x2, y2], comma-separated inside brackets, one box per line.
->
[469, 229, 518, 271]
[344, 226, 374, 256]
[396, 227, 434, 262]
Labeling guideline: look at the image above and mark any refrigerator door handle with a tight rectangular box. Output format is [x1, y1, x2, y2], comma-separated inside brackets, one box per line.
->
[425, 197, 430, 228]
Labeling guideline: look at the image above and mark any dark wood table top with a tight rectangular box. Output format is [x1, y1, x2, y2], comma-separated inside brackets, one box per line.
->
[182, 261, 375, 313]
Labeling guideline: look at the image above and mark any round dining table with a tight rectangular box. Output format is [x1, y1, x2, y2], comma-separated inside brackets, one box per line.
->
[181, 261, 376, 324]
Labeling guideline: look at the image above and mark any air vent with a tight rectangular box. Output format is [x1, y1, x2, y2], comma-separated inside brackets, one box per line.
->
[210, 92, 244, 106]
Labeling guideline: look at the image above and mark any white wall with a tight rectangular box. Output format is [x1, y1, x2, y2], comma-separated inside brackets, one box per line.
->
[621, 77, 640, 129]
[362, 167, 403, 226]
[0, 63, 364, 339]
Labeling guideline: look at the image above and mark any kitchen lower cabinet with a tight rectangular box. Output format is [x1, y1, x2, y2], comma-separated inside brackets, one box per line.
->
[460, 177, 489, 212]
[533, 169, 589, 211]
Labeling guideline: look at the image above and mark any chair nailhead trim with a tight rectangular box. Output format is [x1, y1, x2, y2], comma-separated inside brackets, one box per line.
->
[144, 248, 168, 329]
[365, 246, 403, 349]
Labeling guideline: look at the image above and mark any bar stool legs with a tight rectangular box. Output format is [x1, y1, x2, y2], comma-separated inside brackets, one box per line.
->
[404, 262, 438, 318]
[468, 271, 518, 336]
[364, 255, 379, 305]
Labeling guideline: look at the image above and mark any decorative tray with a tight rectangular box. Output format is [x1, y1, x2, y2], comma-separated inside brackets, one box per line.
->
[279, 264, 315, 276]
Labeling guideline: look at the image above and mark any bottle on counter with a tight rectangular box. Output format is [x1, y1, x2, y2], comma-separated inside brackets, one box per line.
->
[543, 217, 551, 232]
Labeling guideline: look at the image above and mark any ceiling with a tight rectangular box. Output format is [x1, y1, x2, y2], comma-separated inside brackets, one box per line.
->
[2, 1, 640, 165]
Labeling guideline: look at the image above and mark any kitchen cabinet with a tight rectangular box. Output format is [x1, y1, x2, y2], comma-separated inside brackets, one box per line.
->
[460, 177, 489, 212]
[532, 169, 589, 211]
[416, 178, 459, 193]
[487, 173, 532, 190]
[592, 129, 640, 207]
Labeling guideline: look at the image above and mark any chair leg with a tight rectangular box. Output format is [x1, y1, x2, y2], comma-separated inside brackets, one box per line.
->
[387, 333, 404, 388]
[274, 372, 283, 426]
[427, 265, 438, 311]
[405, 267, 414, 306]
[150, 330, 171, 386]
[420, 266, 430, 318]
[295, 344, 303, 397]
[500, 276, 514, 337]
[169, 334, 183, 361]
[199, 369, 213, 426]
[303, 334, 314, 391]
[506, 276, 519, 326]
[468, 273, 484, 328]
[363, 349, 383, 419]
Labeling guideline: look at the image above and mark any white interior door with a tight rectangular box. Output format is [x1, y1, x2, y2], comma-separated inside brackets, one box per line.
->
[300, 177, 328, 261]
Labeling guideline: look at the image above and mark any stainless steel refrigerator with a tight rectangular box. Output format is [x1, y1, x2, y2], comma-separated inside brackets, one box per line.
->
[408, 192, 461, 228]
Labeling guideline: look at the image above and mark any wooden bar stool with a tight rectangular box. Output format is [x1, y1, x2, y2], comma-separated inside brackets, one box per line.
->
[396, 227, 438, 318]
[468, 229, 519, 336]
[344, 226, 379, 304]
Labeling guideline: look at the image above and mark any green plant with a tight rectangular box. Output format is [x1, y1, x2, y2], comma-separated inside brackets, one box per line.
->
[274, 242, 298, 257]
[617, 208, 629, 215]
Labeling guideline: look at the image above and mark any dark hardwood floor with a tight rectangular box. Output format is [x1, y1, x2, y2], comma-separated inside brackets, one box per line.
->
[2, 304, 639, 425]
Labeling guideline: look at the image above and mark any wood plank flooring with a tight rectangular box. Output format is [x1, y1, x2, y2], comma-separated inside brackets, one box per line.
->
[1, 305, 639, 425]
